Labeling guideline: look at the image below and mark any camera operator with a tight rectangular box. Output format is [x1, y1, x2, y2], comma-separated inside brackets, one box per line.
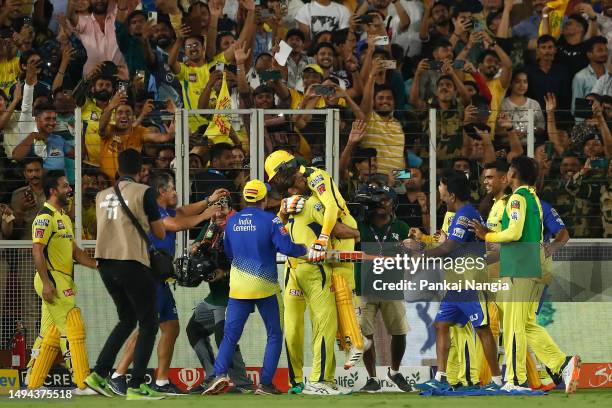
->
[355, 184, 411, 393]
[184, 198, 254, 394]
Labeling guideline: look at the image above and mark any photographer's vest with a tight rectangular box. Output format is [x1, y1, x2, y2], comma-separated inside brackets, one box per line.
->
[94, 179, 151, 267]
[499, 187, 544, 278]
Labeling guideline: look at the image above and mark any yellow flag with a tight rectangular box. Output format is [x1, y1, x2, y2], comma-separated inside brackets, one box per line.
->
[205, 72, 233, 144]
[539, 0, 570, 38]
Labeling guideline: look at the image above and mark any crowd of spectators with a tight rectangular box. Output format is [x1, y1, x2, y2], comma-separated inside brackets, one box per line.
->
[0, 0, 610, 240]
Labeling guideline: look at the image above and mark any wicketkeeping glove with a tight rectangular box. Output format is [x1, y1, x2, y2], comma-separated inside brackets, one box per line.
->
[283, 195, 305, 214]
[308, 234, 329, 263]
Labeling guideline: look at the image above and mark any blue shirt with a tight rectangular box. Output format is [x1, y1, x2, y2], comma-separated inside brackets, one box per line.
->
[149, 206, 177, 257]
[31, 134, 73, 170]
[448, 203, 482, 244]
[571, 65, 608, 115]
[540, 200, 565, 242]
[224, 207, 306, 299]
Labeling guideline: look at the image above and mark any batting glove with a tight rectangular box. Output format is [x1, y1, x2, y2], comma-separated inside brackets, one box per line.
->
[308, 234, 329, 263]
[283, 195, 306, 214]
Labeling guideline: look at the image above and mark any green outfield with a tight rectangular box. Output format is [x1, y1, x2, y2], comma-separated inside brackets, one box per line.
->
[1, 389, 611, 408]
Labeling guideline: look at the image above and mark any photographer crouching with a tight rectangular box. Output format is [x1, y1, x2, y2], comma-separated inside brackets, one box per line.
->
[354, 184, 411, 393]
[181, 197, 254, 393]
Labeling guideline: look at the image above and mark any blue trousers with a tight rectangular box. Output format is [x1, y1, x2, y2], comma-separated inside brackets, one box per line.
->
[214, 295, 282, 385]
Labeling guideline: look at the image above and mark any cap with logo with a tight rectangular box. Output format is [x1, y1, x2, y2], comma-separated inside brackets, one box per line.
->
[243, 179, 268, 202]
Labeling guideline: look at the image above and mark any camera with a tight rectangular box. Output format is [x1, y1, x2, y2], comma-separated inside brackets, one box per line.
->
[348, 184, 391, 222]
[174, 247, 219, 287]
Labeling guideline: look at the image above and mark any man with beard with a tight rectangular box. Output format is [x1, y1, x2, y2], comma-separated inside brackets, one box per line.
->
[411, 61, 471, 162]
[11, 157, 46, 239]
[361, 59, 405, 176]
[525, 35, 571, 111]
[420, 0, 452, 59]
[75, 0, 125, 75]
[26, 170, 99, 394]
[313, 42, 335, 79]
[415, 38, 455, 103]
[355, 185, 412, 393]
[555, 8, 599, 79]
[148, 19, 182, 106]
[572, 36, 608, 114]
[285, 29, 309, 89]
[98, 91, 174, 179]
[115, 3, 155, 77]
[12, 102, 75, 170]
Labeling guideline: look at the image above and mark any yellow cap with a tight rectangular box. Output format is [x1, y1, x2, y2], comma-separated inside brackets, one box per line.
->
[303, 64, 324, 77]
[243, 179, 268, 202]
[264, 150, 296, 180]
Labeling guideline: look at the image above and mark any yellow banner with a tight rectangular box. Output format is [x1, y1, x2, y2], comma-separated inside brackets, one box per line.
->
[539, 0, 570, 38]
[204, 72, 233, 145]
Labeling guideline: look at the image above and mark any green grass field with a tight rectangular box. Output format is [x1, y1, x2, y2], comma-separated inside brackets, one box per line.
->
[1, 389, 611, 408]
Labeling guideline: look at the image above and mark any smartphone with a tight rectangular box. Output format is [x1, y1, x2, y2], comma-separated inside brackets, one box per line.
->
[473, 20, 485, 32]
[393, 169, 412, 180]
[225, 64, 237, 74]
[575, 98, 594, 119]
[260, 70, 282, 82]
[381, 60, 397, 70]
[216, 62, 225, 72]
[451, 60, 465, 70]
[357, 14, 374, 25]
[260, 9, 275, 19]
[429, 60, 443, 71]
[544, 141, 554, 159]
[591, 157, 609, 169]
[313, 85, 335, 96]
[375, 36, 389, 46]
[117, 82, 128, 94]
[255, 0, 261, 5]
[148, 11, 158, 24]
[23, 16, 32, 26]
[152, 100, 168, 111]
[184, 14, 202, 37]
[476, 106, 491, 120]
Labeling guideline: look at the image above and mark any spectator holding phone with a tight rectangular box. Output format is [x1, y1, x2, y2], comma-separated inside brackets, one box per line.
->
[413, 38, 454, 103]
[419, 0, 452, 58]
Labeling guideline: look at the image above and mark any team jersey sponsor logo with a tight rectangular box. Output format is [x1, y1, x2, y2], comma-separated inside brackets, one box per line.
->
[279, 226, 288, 235]
[314, 202, 323, 211]
[511, 211, 519, 221]
[510, 200, 520, 209]
[452, 227, 465, 239]
[456, 216, 469, 226]
[57, 220, 65, 230]
[317, 184, 326, 194]
[34, 218, 50, 227]
[90, 111, 98, 121]
[309, 175, 324, 187]
[288, 288, 304, 297]
[63, 288, 75, 297]
[272, 217, 282, 224]
[189, 73, 197, 82]
[35, 228, 44, 238]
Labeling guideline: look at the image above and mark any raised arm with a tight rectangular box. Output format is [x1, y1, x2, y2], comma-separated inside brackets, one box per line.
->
[339, 120, 366, 180]
[99, 91, 127, 139]
[169, 25, 191, 74]
[409, 59, 429, 110]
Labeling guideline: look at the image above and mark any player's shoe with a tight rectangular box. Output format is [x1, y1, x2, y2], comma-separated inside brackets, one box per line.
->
[360, 378, 381, 393]
[414, 379, 451, 392]
[254, 383, 282, 395]
[151, 381, 187, 395]
[387, 369, 412, 392]
[500, 382, 531, 393]
[84, 372, 113, 397]
[288, 382, 305, 394]
[228, 385, 254, 394]
[302, 382, 346, 396]
[202, 375, 231, 395]
[452, 384, 480, 392]
[72, 386, 100, 396]
[107, 375, 127, 396]
[344, 336, 372, 369]
[481, 382, 502, 391]
[126, 383, 165, 400]
[561, 355, 581, 394]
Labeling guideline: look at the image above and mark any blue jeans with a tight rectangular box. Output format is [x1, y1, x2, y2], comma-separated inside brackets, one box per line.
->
[214, 295, 282, 385]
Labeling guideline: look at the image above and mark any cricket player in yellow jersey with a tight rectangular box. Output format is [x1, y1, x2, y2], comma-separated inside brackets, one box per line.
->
[471, 156, 581, 393]
[278, 195, 360, 395]
[27, 170, 99, 394]
[265, 121, 371, 368]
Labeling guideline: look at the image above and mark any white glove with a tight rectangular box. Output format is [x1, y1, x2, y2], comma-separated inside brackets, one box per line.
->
[283, 195, 305, 214]
[308, 234, 329, 264]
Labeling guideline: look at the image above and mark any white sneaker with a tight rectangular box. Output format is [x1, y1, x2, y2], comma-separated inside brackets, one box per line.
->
[73, 387, 100, 396]
[500, 382, 532, 393]
[344, 336, 372, 369]
[328, 383, 352, 395]
[302, 382, 342, 396]
[561, 355, 581, 394]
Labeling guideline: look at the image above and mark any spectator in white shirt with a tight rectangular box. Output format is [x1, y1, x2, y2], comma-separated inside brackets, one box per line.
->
[295, 0, 350, 45]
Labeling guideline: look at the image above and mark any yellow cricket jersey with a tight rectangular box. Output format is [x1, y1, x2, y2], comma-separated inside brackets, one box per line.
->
[301, 166, 349, 238]
[81, 99, 105, 165]
[0, 57, 19, 96]
[487, 195, 508, 232]
[420, 211, 454, 245]
[32, 203, 75, 276]
[177, 56, 225, 132]
[285, 196, 333, 266]
[486, 186, 543, 243]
